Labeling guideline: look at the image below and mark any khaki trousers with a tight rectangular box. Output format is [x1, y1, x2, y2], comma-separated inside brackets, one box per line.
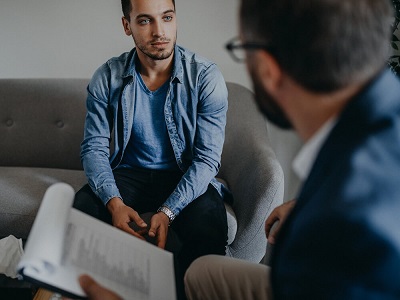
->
[184, 255, 272, 300]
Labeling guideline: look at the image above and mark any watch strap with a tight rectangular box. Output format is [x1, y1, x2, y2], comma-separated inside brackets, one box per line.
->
[157, 206, 176, 224]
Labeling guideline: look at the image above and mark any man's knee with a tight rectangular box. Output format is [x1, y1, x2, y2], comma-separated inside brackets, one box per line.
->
[179, 188, 228, 240]
[185, 255, 217, 278]
[73, 184, 95, 211]
[73, 184, 111, 224]
[184, 255, 221, 298]
[185, 255, 272, 300]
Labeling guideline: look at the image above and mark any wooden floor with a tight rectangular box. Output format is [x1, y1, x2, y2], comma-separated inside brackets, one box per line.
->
[33, 289, 61, 300]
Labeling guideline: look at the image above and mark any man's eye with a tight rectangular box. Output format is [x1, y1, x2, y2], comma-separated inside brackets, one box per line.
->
[164, 16, 173, 21]
[139, 19, 150, 25]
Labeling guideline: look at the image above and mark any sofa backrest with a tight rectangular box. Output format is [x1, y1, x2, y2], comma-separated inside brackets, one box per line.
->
[0, 79, 89, 170]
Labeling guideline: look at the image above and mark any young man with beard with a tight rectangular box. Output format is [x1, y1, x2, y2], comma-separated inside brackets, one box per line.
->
[73, 0, 228, 298]
[184, 0, 400, 299]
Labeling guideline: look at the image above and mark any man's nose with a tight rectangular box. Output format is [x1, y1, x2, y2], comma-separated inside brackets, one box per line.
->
[152, 20, 165, 37]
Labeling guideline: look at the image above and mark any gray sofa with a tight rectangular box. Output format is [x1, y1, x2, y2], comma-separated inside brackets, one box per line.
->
[0, 78, 283, 263]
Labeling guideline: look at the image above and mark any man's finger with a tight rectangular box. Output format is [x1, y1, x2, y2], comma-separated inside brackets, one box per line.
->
[120, 223, 147, 240]
[129, 210, 147, 228]
[148, 222, 157, 238]
[148, 216, 167, 249]
[79, 274, 98, 296]
[79, 274, 122, 300]
[156, 227, 167, 249]
[267, 220, 281, 245]
[265, 211, 279, 237]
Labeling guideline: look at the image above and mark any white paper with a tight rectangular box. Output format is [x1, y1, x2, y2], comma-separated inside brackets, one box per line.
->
[62, 209, 176, 300]
[17, 183, 176, 300]
[18, 182, 74, 274]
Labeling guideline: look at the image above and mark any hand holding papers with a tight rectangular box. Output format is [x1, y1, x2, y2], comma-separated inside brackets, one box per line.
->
[17, 183, 176, 300]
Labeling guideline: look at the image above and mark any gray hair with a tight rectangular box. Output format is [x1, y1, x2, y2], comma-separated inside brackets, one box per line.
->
[240, 0, 393, 92]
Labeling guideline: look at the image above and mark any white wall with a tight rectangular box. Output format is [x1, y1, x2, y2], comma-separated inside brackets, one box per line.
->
[0, 0, 248, 85]
[0, 0, 302, 199]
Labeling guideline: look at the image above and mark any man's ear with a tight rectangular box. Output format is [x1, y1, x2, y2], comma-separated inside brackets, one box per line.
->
[122, 17, 132, 36]
[254, 51, 283, 94]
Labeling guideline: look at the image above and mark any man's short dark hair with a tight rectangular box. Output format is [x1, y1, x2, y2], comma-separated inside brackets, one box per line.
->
[240, 0, 393, 92]
[122, 0, 176, 21]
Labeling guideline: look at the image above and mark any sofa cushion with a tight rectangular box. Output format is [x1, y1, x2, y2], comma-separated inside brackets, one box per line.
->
[0, 79, 88, 170]
[0, 167, 86, 239]
[1, 166, 239, 245]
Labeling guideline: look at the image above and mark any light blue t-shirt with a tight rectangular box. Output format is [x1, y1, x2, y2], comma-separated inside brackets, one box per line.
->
[121, 70, 178, 170]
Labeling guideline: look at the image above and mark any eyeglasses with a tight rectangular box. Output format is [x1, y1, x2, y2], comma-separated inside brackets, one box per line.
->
[225, 37, 275, 63]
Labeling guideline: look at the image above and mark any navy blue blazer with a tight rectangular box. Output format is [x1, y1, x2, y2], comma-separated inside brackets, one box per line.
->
[271, 69, 400, 299]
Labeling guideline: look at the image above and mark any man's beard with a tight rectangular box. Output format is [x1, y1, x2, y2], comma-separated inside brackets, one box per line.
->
[134, 37, 176, 61]
[250, 70, 293, 130]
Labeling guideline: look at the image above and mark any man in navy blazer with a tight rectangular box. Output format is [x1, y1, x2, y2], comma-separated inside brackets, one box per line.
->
[267, 62, 400, 298]
[184, 0, 400, 299]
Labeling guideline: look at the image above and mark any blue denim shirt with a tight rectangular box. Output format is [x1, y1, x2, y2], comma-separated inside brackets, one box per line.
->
[81, 45, 228, 216]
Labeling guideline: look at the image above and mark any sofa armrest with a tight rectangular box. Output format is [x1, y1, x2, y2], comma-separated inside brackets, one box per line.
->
[219, 82, 284, 263]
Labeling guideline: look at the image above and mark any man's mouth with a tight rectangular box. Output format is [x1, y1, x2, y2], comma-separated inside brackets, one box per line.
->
[151, 40, 170, 46]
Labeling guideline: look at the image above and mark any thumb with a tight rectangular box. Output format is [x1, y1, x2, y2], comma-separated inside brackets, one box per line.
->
[79, 275, 122, 300]
[79, 275, 100, 297]
[267, 220, 281, 245]
[129, 210, 147, 228]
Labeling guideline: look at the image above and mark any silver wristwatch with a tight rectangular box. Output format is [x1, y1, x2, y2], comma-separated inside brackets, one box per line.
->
[157, 206, 176, 224]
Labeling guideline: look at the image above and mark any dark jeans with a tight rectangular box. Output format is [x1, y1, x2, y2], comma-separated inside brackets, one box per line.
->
[73, 167, 228, 300]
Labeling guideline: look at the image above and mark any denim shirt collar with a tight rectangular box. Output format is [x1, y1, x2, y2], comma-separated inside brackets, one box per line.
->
[121, 45, 183, 84]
